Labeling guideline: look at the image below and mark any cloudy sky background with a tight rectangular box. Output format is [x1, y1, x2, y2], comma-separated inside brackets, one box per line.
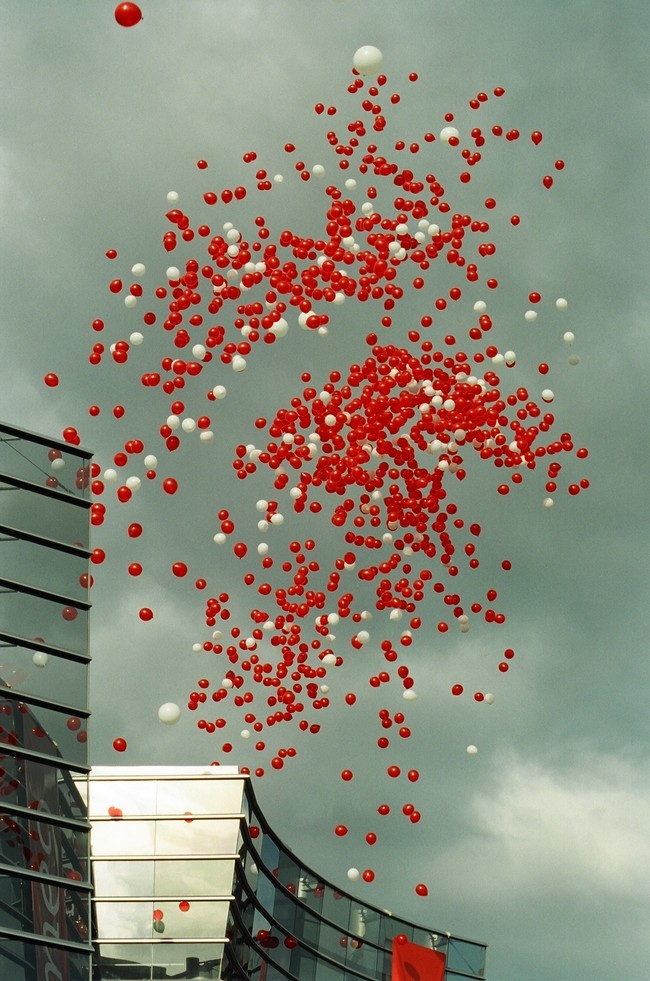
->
[1, 2, 649, 979]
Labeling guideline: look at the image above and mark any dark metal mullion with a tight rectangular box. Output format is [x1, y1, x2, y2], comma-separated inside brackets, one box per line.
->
[0, 685, 89, 719]
[0, 575, 91, 611]
[0, 522, 92, 558]
[0, 470, 92, 508]
[0, 630, 90, 664]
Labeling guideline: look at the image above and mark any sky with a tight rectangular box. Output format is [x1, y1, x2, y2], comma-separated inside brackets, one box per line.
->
[1, 2, 649, 979]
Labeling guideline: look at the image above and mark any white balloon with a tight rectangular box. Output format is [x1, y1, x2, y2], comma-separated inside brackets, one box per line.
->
[232, 355, 247, 372]
[541, 389, 554, 403]
[563, 331, 575, 345]
[158, 703, 181, 725]
[126, 476, 141, 491]
[347, 867, 360, 881]
[130, 332, 144, 345]
[440, 126, 460, 143]
[103, 468, 117, 482]
[240, 729, 250, 739]
[212, 385, 227, 399]
[271, 318, 288, 338]
[192, 643, 202, 653]
[524, 310, 538, 323]
[504, 351, 516, 366]
[555, 297, 568, 310]
[543, 497, 554, 509]
[51, 457, 65, 472]
[131, 262, 146, 276]
[403, 689, 417, 701]
[473, 300, 487, 313]
[484, 693, 495, 704]
[166, 191, 179, 203]
[312, 164, 325, 177]
[466, 745, 478, 755]
[124, 295, 137, 308]
[166, 266, 180, 280]
[181, 418, 196, 433]
[213, 532, 226, 544]
[144, 454, 158, 469]
[33, 651, 49, 668]
[568, 354, 580, 365]
[352, 45, 383, 76]
[257, 543, 269, 556]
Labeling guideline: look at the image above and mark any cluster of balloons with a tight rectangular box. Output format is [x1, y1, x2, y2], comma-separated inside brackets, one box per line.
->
[51, 46, 587, 897]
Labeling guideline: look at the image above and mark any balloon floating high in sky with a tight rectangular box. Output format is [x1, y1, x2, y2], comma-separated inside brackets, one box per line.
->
[44, 40, 589, 899]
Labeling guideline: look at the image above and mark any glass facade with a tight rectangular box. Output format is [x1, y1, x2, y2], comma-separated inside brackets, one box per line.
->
[85, 766, 244, 980]
[87, 768, 487, 981]
[0, 422, 94, 980]
[228, 778, 487, 981]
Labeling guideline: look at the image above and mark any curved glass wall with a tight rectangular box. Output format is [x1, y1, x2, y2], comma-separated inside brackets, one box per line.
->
[227, 779, 487, 981]
[0, 422, 93, 981]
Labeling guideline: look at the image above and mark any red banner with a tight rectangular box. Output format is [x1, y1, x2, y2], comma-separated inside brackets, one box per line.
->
[392, 937, 446, 981]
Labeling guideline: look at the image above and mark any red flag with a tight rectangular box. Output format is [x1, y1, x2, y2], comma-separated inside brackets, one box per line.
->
[392, 937, 446, 981]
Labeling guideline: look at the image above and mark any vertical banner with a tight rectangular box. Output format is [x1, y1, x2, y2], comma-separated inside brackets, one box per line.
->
[392, 936, 446, 981]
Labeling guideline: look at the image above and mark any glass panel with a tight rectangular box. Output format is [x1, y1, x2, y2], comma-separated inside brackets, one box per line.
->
[0, 587, 88, 658]
[154, 816, 241, 855]
[92, 859, 154, 898]
[155, 777, 244, 816]
[0, 479, 90, 548]
[97, 942, 224, 980]
[90, 818, 155, 856]
[94, 899, 230, 941]
[446, 937, 487, 978]
[0, 811, 89, 884]
[0, 641, 88, 708]
[94, 899, 153, 940]
[0, 938, 90, 981]
[87, 779, 158, 817]
[0, 878, 89, 943]
[153, 857, 236, 897]
[0, 533, 89, 601]
[0, 697, 88, 765]
[0, 432, 91, 501]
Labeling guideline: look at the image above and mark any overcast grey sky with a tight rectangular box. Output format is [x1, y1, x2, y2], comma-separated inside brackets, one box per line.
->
[1, 2, 649, 979]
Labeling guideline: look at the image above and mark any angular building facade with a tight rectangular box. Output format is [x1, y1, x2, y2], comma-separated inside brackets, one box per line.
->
[86, 767, 488, 981]
[0, 422, 94, 980]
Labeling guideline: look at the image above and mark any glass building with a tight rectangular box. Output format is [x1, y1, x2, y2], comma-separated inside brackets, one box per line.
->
[86, 767, 487, 981]
[0, 422, 94, 980]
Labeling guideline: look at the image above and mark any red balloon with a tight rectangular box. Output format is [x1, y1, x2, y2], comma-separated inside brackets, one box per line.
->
[139, 607, 153, 621]
[162, 477, 178, 495]
[44, 373, 59, 388]
[233, 542, 248, 559]
[415, 883, 428, 897]
[362, 869, 375, 882]
[334, 825, 348, 837]
[113, 737, 127, 753]
[341, 769, 353, 781]
[172, 562, 188, 577]
[114, 3, 142, 27]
